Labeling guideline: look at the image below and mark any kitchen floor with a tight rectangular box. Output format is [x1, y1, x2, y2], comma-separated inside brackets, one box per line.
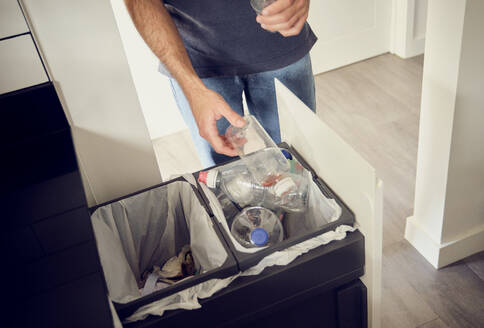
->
[152, 53, 484, 328]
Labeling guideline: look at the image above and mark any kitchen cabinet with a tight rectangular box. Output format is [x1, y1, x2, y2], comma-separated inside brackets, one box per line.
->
[1, 83, 112, 328]
[0, 35, 48, 94]
[0, 0, 29, 39]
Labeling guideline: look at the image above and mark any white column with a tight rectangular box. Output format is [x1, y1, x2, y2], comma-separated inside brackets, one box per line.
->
[21, 0, 162, 205]
[405, 0, 484, 269]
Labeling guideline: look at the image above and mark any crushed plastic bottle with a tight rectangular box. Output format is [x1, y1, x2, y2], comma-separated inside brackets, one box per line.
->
[230, 206, 283, 248]
[239, 148, 310, 213]
[202, 115, 311, 212]
[225, 115, 291, 187]
[242, 147, 292, 187]
[198, 164, 265, 208]
[271, 171, 310, 213]
[199, 163, 309, 212]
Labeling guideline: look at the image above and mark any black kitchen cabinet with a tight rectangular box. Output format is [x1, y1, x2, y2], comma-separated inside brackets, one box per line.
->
[1, 82, 367, 328]
[0, 82, 113, 328]
[122, 227, 365, 328]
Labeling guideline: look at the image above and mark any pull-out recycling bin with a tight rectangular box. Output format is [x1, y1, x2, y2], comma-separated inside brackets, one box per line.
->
[195, 143, 356, 271]
[91, 144, 365, 327]
[89, 176, 238, 320]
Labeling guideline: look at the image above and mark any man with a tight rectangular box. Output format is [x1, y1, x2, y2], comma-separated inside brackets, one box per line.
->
[125, 0, 316, 167]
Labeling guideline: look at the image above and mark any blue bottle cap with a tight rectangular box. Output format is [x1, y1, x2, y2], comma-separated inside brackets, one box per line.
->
[281, 149, 293, 160]
[250, 228, 269, 246]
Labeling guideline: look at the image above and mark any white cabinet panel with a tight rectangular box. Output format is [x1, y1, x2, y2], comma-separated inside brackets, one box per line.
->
[276, 80, 383, 328]
[0, 0, 29, 39]
[0, 35, 48, 94]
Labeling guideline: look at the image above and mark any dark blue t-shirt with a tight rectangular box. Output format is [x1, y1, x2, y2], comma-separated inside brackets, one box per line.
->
[161, 0, 317, 78]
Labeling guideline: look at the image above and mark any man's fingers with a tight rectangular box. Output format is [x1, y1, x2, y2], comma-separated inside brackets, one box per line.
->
[191, 88, 244, 156]
[279, 14, 307, 37]
[219, 104, 245, 128]
[260, 8, 303, 32]
[200, 115, 238, 156]
[209, 134, 238, 157]
[257, 0, 309, 36]
[257, 1, 303, 26]
[261, 0, 293, 16]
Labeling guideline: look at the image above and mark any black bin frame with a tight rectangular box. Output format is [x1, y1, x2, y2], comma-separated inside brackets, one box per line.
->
[194, 142, 356, 272]
[88, 176, 239, 320]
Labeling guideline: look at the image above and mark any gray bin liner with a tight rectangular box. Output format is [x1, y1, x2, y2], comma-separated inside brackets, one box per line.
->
[91, 179, 228, 304]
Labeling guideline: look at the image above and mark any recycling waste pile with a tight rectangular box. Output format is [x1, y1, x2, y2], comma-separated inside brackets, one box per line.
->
[198, 115, 314, 249]
[90, 115, 357, 323]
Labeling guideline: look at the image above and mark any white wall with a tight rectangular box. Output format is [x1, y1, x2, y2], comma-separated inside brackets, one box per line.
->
[21, 0, 162, 205]
[405, 0, 484, 268]
[308, 0, 392, 74]
[391, 0, 428, 58]
[414, 0, 428, 39]
[110, 0, 186, 140]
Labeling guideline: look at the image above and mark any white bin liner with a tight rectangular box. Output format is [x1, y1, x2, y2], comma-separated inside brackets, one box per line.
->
[199, 172, 343, 253]
[125, 225, 356, 322]
[93, 175, 355, 323]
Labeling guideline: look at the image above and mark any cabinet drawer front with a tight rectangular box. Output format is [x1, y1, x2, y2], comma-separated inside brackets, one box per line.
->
[4, 226, 44, 263]
[34, 206, 94, 253]
[25, 241, 100, 294]
[3, 128, 79, 192]
[0, 35, 48, 94]
[0, 0, 29, 39]
[3, 171, 87, 228]
[0, 82, 69, 146]
[24, 273, 113, 328]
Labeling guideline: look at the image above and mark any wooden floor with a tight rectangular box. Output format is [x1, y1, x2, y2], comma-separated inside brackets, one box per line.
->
[152, 53, 484, 328]
[314, 53, 484, 328]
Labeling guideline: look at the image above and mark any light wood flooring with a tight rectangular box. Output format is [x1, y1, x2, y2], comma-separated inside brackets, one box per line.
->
[152, 53, 484, 328]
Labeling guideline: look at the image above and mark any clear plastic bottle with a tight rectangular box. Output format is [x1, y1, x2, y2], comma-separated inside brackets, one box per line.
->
[241, 149, 310, 213]
[230, 206, 283, 248]
[271, 171, 310, 213]
[198, 164, 266, 207]
[281, 149, 306, 175]
[243, 147, 292, 187]
[225, 115, 290, 186]
[250, 0, 277, 14]
[215, 189, 241, 223]
[199, 164, 308, 212]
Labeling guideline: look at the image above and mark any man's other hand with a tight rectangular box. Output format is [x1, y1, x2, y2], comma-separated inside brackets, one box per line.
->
[188, 87, 245, 157]
[256, 0, 310, 37]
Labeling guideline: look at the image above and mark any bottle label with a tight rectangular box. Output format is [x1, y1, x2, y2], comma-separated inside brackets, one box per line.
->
[206, 170, 219, 189]
[198, 171, 208, 184]
[262, 173, 282, 187]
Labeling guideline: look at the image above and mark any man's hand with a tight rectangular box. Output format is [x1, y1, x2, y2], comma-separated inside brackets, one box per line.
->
[187, 86, 245, 157]
[256, 0, 310, 37]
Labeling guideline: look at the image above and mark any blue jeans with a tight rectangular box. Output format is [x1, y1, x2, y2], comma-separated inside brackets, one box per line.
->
[170, 54, 316, 168]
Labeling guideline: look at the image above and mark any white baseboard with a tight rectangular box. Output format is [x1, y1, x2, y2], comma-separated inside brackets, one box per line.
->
[405, 216, 484, 269]
[391, 36, 425, 59]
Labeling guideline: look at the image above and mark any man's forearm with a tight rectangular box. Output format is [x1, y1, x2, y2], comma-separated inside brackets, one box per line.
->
[124, 0, 205, 100]
[124, 0, 244, 156]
